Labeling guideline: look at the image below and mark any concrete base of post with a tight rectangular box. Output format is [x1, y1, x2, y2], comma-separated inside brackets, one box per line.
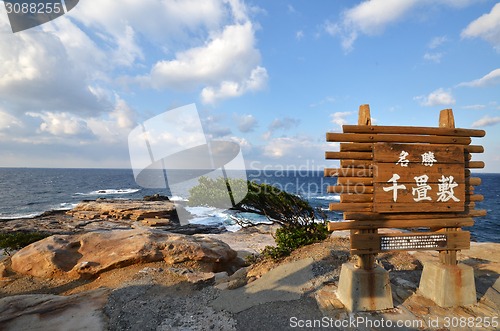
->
[336, 262, 393, 312]
[418, 262, 476, 307]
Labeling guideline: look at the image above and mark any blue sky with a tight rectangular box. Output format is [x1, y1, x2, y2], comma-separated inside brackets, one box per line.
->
[0, 0, 499, 171]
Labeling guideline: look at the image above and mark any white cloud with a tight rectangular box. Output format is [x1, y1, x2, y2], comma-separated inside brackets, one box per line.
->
[414, 88, 456, 107]
[428, 36, 448, 49]
[462, 104, 486, 110]
[461, 3, 500, 51]
[330, 111, 352, 128]
[472, 115, 500, 128]
[296, 30, 304, 40]
[236, 114, 258, 132]
[325, 0, 418, 52]
[269, 117, 300, 131]
[325, 1, 476, 52]
[458, 68, 500, 87]
[423, 52, 443, 63]
[201, 66, 268, 104]
[27, 112, 91, 136]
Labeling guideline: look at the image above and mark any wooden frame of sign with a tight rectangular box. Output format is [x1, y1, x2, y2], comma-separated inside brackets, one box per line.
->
[325, 104, 486, 270]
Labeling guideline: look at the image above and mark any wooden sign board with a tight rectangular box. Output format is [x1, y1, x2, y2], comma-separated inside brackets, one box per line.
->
[325, 105, 485, 267]
[373, 143, 465, 213]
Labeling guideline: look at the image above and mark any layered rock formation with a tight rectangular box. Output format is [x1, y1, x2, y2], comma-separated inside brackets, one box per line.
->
[10, 229, 238, 279]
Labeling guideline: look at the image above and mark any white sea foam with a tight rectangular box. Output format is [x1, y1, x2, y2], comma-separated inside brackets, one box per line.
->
[169, 195, 188, 202]
[314, 195, 340, 201]
[75, 188, 141, 196]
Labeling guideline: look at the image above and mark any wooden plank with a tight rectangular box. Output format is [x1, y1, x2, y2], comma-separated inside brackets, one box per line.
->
[465, 145, 484, 153]
[466, 161, 485, 169]
[373, 202, 464, 213]
[340, 143, 373, 152]
[337, 177, 373, 185]
[350, 231, 470, 254]
[342, 125, 485, 137]
[344, 209, 486, 220]
[325, 151, 373, 160]
[467, 194, 484, 202]
[468, 177, 481, 186]
[340, 194, 373, 203]
[326, 132, 471, 145]
[340, 160, 372, 168]
[328, 217, 474, 231]
[324, 168, 373, 177]
[329, 202, 372, 212]
[373, 143, 465, 164]
[328, 185, 374, 194]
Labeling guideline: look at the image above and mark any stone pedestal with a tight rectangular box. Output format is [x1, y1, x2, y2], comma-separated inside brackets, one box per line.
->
[336, 262, 393, 312]
[418, 262, 476, 307]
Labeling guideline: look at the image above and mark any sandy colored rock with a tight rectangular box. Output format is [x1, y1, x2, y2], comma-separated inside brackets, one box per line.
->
[66, 199, 188, 222]
[0, 288, 109, 331]
[10, 229, 237, 279]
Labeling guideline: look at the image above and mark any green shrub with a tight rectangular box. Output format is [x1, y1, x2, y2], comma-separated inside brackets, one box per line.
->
[188, 176, 329, 260]
[262, 222, 329, 260]
[0, 231, 49, 255]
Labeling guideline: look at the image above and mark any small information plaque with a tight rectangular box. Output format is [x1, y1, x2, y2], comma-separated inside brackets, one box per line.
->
[380, 234, 447, 251]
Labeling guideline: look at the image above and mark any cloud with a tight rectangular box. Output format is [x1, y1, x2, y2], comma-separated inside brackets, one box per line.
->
[129, 1, 268, 104]
[27, 112, 91, 136]
[325, 1, 476, 52]
[269, 117, 300, 131]
[414, 88, 455, 106]
[428, 36, 448, 49]
[262, 136, 322, 159]
[236, 114, 258, 132]
[458, 68, 500, 87]
[330, 111, 352, 128]
[201, 66, 268, 104]
[325, 0, 418, 52]
[296, 30, 304, 40]
[462, 104, 486, 110]
[423, 52, 443, 63]
[472, 115, 500, 128]
[461, 3, 500, 51]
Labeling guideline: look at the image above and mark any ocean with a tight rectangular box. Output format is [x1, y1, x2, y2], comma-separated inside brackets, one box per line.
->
[0, 168, 497, 242]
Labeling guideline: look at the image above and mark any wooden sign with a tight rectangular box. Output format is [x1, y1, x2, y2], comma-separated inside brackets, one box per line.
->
[373, 143, 465, 213]
[324, 105, 486, 268]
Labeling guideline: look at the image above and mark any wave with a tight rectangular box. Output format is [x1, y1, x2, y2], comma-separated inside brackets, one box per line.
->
[169, 195, 188, 202]
[0, 212, 42, 220]
[313, 195, 341, 201]
[74, 188, 141, 196]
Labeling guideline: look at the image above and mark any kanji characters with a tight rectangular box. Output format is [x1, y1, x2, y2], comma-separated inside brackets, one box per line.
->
[383, 174, 407, 202]
[396, 151, 409, 167]
[437, 175, 460, 202]
[421, 151, 437, 166]
[412, 174, 432, 202]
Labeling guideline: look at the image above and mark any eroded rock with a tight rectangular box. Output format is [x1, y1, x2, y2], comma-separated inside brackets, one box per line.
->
[10, 229, 237, 279]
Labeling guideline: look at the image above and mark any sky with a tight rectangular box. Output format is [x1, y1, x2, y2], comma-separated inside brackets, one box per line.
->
[0, 0, 499, 172]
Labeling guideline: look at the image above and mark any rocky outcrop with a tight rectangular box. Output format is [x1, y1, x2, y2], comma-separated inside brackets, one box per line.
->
[66, 199, 189, 223]
[0, 289, 109, 331]
[10, 229, 237, 279]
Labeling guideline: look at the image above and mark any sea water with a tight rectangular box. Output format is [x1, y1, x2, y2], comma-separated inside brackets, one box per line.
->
[0, 168, 497, 242]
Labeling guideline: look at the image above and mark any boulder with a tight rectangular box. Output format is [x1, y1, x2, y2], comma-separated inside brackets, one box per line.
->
[10, 229, 237, 279]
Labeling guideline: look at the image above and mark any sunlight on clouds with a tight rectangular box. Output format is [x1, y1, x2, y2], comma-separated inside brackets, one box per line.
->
[27, 112, 90, 136]
[472, 115, 500, 128]
[458, 68, 500, 87]
[461, 3, 500, 51]
[330, 111, 352, 129]
[414, 88, 455, 107]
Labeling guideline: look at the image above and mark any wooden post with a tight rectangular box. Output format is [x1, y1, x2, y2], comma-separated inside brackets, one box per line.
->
[438, 109, 458, 265]
[356, 104, 375, 270]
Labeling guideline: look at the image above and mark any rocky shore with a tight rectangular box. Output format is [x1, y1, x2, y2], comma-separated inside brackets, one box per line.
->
[0, 199, 499, 330]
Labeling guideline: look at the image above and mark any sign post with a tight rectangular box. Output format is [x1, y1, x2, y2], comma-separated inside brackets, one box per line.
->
[324, 104, 485, 311]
